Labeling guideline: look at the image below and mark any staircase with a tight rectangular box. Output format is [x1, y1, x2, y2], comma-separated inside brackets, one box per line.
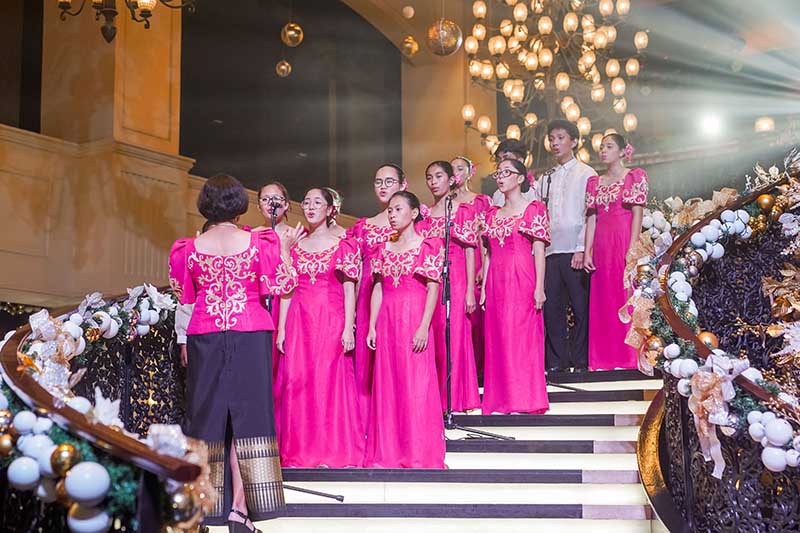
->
[211, 370, 668, 533]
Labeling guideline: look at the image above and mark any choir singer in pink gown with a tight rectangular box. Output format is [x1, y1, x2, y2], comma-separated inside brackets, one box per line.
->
[480, 159, 551, 415]
[365, 191, 446, 469]
[275, 188, 364, 467]
[583, 134, 648, 370]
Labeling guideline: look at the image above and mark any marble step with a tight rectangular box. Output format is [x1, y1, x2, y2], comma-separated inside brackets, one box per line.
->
[444, 438, 635, 454]
[227, 518, 669, 533]
[451, 413, 644, 427]
[547, 379, 662, 392]
[547, 389, 656, 403]
[446, 424, 639, 442]
[283, 468, 640, 484]
[545, 369, 660, 384]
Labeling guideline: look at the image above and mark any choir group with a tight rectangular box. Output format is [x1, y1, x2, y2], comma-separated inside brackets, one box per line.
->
[167, 119, 648, 528]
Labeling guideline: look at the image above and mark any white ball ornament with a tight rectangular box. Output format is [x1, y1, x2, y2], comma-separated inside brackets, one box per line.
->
[65, 461, 111, 506]
[36, 478, 58, 503]
[787, 450, 800, 468]
[147, 309, 160, 325]
[66, 504, 111, 533]
[720, 210, 736, 223]
[762, 446, 788, 473]
[101, 319, 119, 340]
[709, 219, 722, 229]
[68, 396, 92, 415]
[75, 336, 86, 357]
[22, 434, 53, 458]
[710, 243, 725, 260]
[675, 292, 689, 302]
[642, 215, 653, 229]
[688, 302, 698, 316]
[663, 221, 672, 234]
[701, 225, 720, 242]
[0, 394, 7, 411]
[136, 324, 151, 336]
[748, 422, 765, 441]
[690, 232, 707, 248]
[721, 222, 735, 235]
[736, 209, 750, 224]
[739, 226, 753, 240]
[62, 322, 83, 340]
[741, 367, 763, 383]
[138, 299, 150, 314]
[69, 313, 84, 325]
[8, 456, 41, 490]
[36, 444, 58, 477]
[696, 248, 708, 262]
[92, 312, 112, 333]
[13, 411, 36, 434]
[649, 227, 660, 238]
[673, 280, 693, 297]
[664, 343, 681, 359]
[108, 306, 119, 317]
[761, 411, 777, 424]
[793, 435, 800, 451]
[765, 418, 794, 447]
[679, 358, 699, 378]
[731, 219, 746, 235]
[747, 411, 763, 425]
[677, 378, 691, 397]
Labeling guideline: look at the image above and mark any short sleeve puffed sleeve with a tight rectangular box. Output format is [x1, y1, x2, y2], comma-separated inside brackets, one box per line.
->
[169, 239, 195, 304]
[334, 237, 362, 281]
[414, 238, 444, 283]
[621, 168, 648, 206]
[257, 230, 298, 296]
[452, 203, 480, 248]
[585, 175, 600, 211]
[346, 218, 365, 245]
[518, 201, 551, 245]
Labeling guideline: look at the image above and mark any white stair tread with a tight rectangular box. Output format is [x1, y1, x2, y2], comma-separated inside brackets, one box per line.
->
[545, 400, 651, 415]
[210, 518, 665, 533]
[445, 452, 638, 470]
[547, 380, 662, 391]
[446, 425, 639, 441]
[283, 482, 647, 505]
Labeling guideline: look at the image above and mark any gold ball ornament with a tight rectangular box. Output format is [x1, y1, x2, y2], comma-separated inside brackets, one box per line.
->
[687, 265, 700, 278]
[697, 331, 719, 350]
[281, 22, 304, 47]
[0, 409, 12, 432]
[673, 257, 688, 271]
[401, 36, 420, 57]
[426, 18, 463, 57]
[51, 443, 81, 477]
[0, 433, 15, 457]
[169, 484, 199, 526]
[769, 206, 783, 222]
[401, 5, 415, 19]
[636, 264, 654, 277]
[275, 60, 292, 78]
[688, 251, 704, 268]
[645, 335, 665, 354]
[757, 194, 775, 212]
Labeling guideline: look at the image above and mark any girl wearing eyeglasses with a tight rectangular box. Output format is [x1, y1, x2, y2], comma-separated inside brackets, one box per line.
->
[480, 159, 551, 415]
[274, 188, 364, 467]
[346, 164, 408, 434]
[419, 161, 480, 414]
[365, 191, 445, 468]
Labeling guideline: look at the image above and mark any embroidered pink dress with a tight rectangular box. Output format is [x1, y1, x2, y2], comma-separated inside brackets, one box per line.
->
[585, 168, 649, 370]
[418, 204, 481, 412]
[467, 194, 492, 378]
[364, 238, 446, 469]
[482, 201, 551, 414]
[275, 238, 364, 467]
[346, 219, 395, 432]
[168, 230, 297, 524]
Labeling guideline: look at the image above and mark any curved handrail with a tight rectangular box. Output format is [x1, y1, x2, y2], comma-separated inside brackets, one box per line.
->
[0, 295, 201, 482]
[655, 174, 797, 408]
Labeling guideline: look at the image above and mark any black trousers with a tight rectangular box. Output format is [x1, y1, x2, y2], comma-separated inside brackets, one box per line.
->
[543, 253, 589, 370]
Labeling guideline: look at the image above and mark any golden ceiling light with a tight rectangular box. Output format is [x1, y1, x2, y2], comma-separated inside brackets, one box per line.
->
[563, 12, 579, 32]
[560, 95, 575, 113]
[617, 0, 631, 16]
[538, 47, 554, 68]
[472, 23, 487, 41]
[477, 115, 493, 134]
[611, 76, 626, 96]
[514, 24, 529, 41]
[401, 35, 420, 57]
[590, 83, 606, 102]
[461, 104, 476, 124]
[525, 53, 539, 71]
[485, 135, 500, 153]
[281, 22, 304, 47]
[634, 30, 649, 50]
[593, 30, 609, 49]
[555, 72, 571, 91]
[473, 0, 487, 19]
[625, 57, 640, 77]
[276, 60, 292, 78]
[581, 50, 597, 68]
[500, 19, 514, 37]
[532, 0, 545, 14]
[565, 103, 581, 122]
[506, 124, 522, 140]
[469, 59, 482, 78]
[605, 58, 621, 77]
[513, 2, 528, 22]
[604, 127, 618, 136]
[402, 5, 415, 19]
[509, 81, 525, 104]
[507, 37, 522, 53]
[464, 36, 479, 56]
[577, 147, 591, 163]
[503, 80, 516, 98]
[488, 35, 507, 56]
[529, 38, 543, 54]
[480, 60, 494, 80]
[496, 61, 511, 79]
[598, 0, 614, 18]
[592, 133, 604, 152]
[533, 77, 546, 91]
[538, 16, 554, 35]
[623, 112, 638, 132]
[754, 116, 775, 133]
[613, 96, 627, 114]
[581, 14, 595, 29]
[577, 116, 592, 136]
[524, 112, 538, 127]
[517, 49, 529, 63]
[59, 0, 196, 42]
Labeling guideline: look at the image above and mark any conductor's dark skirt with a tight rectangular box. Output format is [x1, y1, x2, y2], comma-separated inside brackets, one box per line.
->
[185, 330, 284, 525]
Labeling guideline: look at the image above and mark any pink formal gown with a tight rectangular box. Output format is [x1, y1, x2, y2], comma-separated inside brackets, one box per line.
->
[468, 194, 492, 378]
[347, 219, 395, 434]
[364, 238, 446, 469]
[586, 168, 649, 370]
[419, 204, 481, 412]
[482, 201, 551, 414]
[276, 238, 364, 467]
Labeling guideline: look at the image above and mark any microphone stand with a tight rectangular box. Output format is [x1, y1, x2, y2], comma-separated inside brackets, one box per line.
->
[540, 168, 584, 393]
[442, 193, 512, 441]
[267, 199, 344, 503]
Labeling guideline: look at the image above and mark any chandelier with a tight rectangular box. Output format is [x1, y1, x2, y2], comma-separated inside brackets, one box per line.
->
[57, 0, 196, 43]
[461, 0, 648, 168]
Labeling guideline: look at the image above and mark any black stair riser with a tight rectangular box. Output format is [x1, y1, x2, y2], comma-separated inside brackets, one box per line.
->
[286, 503, 584, 519]
[282, 468, 584, 484]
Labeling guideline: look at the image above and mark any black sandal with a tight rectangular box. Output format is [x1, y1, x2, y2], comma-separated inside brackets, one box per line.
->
[228, 509, 262, 533]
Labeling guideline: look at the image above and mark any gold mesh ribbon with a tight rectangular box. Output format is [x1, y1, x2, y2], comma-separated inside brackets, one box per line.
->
[670, 188, 738, 227]
[617, 232, 656, 375]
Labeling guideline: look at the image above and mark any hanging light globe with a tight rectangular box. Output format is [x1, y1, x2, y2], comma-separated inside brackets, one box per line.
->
[427, 18, 463, 56]
[524, 113, 538, 127]
[500, 19, 514, 37]
[625, 58, 640, 77]
[563, 12, 579, 32]
[281, 22, 304, 47]
[555, 72, 571, 91]
[473, 0, 487, 19]
[472, 23, 487, 41]
[617, 0, 631, 16]
[275, 60, 292, 77]
[605, 58, 621, 78]
[577, 116, 592, 136]
[513, 2, 528, 22]
[506, 124, 522, 140]
[634, 31, 649, 51]
[613, 96, 627, 114]
[537, 16, 553, 35]
[590, 84, 606, 102]
[461, 104, 476, 124]
[611, 77, 626, 96]
[477, 115, 492, 134]
[401, 36, 420, 57]
[592, 133, 604, 152]
[623, 112, 638, 132]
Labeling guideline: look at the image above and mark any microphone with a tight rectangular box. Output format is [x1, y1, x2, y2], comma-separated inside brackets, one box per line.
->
[447, 191, 458, 201]
[268, 199, 282, 211]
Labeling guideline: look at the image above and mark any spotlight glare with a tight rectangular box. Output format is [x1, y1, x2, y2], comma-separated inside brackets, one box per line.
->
[699, 113, 723, 137]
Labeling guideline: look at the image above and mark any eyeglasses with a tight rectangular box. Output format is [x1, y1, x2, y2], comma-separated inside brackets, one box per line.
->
[374, 178, 398, 188]
[301, 199, 327, 209]
[259, 195, 285, 204]
[492, 168, 521, 180]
